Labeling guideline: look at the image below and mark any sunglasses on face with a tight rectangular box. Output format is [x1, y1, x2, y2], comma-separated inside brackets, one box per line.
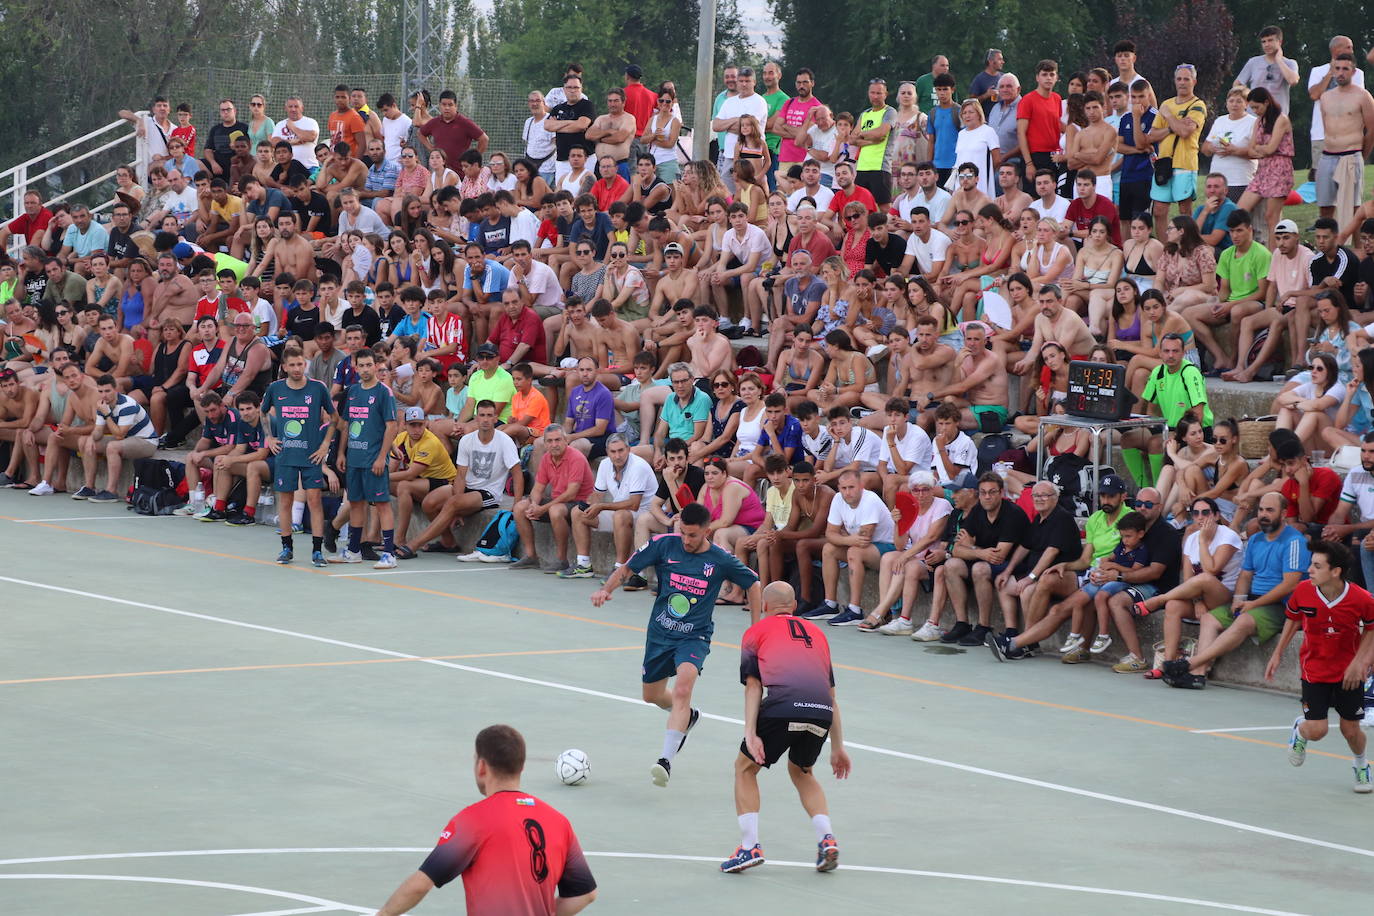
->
[1133, 500, 1156, 509]
[609, 252, 626, 259]
[250, 101, 264, 106]
[845, 214, 861, 221]
[712, 381, 731, 388]
[953, 219, 971, 226]
[1190, 508, 1213, 517]
[957, 172, 975, 179]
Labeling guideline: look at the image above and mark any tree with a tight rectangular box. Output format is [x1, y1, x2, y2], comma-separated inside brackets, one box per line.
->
[1093, 0, 1238, 110]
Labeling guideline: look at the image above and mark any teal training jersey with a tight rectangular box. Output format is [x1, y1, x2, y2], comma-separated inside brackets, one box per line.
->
[265, 378, 334, 467]
[628, 534, 759, 642]
[344, 381, 397, 464]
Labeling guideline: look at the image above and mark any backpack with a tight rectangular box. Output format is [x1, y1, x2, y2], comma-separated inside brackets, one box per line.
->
[127, 458, 188, 516]
[474, 510, 518, 558]
[975, 433, 1012, 476]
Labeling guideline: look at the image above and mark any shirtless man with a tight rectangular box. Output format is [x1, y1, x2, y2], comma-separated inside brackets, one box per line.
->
[45, 362, 101, 494]
[148, 253, 197, 328]
[646, 299, 696, 375]
[929, 322, 1010, 431]
[1013, 283, 1096, 380]
[272, 211, 317, 282]
[899, 314, 957, 432]
[85, 315, 137, 389]
[993, 163, 1032, 222]
[315, 141, 367, 208]
[649, 244, 699, 315]
[527, 297, 600, 417]
[1069, 92, 1117, 198]
[1316, 54, 1374, 222]
[0, 368, 41, 487]
[592, 298, 642, 384]
[941, 164, 994, 229]
[685, 304, 734, 379]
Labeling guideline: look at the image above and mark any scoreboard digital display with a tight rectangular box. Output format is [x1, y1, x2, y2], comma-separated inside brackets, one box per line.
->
[1065, 361, 1133, 421]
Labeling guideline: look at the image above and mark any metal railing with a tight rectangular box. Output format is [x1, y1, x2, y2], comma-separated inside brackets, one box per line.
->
[1, 113, 146, 233]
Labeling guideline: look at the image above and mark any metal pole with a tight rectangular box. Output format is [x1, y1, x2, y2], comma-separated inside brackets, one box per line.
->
[692, 0, 716, 161]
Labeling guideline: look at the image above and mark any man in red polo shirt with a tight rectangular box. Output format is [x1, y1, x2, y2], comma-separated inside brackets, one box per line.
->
[375, 724, 598, 916]
[0, 191, 52, 251]
[824, 162, 876, 235]
[418, 89, 489, 163]
[1064, 170, 1122, 245]
[622, 65, 657, 136]
[1016, 59, 1063, 191]
[489, 287, 548, 368]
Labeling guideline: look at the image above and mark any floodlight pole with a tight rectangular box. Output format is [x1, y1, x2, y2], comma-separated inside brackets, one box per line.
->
[692, 0, 716, 161]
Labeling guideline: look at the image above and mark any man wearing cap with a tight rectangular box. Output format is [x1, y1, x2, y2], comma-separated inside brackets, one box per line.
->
[1122, 333, 1211, 487]
[460, 343, 516, 431]
[988, 474, 1131, 660]
[389, 405, 461, 558]
[1223, 218, 1316, 382]
[622, 65, 657, 140]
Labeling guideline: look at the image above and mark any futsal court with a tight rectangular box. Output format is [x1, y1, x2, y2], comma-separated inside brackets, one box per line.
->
[2, 497, 1370, 915]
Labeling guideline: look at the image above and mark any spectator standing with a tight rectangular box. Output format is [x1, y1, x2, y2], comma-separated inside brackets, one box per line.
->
[1147, 65, 1208, 230]
[1016, 60, 1063, 190]
[418, 90, 489, 165]
[775, 68, 822, 177]
[712, 66, 768, 193]
[547, 76, 597, 186]
[758, 61, 791, 189]
[270, 97, 321, 170]
[622, 65, 658, 139]
[969, 50, 1005, 113]
[1233, 26, 1300, 115]
[1308, 36, 1365, 167]
[1201, 89, 1258, 202]
[852, 79, 896, 207]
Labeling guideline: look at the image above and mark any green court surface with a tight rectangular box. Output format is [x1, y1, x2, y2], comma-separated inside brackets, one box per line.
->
[2, 498, 1372, 915]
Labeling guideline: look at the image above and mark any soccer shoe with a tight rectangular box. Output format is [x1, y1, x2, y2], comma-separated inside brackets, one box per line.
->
[816, 834, 839, 872]
[679, 708, 701, 752]
[225, 513, 255, 526]
[624, 573, 649, 591]
[878, 617, 915, 636]
[311, 550, 328, 568]
[1059, 634, 1085, 655]
[1089, 634, 1113, 655]
[1356, 765, 1373, 794]
[720, 844, 765, 873]
[373, 552, 397, 569]
[328, 550, 363, 564]
[1289, 716, 1308, 767]
[276, 547, 294, 564]
[558, 563, 596, 578]
[650, 757, 672, 787]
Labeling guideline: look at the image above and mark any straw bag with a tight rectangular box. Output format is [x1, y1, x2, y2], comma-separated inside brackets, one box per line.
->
[1237, 416, 1277, 459]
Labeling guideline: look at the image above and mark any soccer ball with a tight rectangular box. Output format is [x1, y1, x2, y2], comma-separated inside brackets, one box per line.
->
[556, 749, 590, 785]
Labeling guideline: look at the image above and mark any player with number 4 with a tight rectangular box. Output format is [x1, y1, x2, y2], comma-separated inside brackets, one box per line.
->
[592, 502, 761, 788]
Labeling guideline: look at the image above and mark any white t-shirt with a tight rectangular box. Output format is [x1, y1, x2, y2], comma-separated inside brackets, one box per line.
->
[593, 452, 656, 511]
[1183, 526, 1244, 591]
[272, 117, 322, 168]
[520, 258, 563, 308]
[509, 208, 541, 246]
[165, 185, 199, 224]
[339, 205, 391, 240]
[788, 185, 835, 212]
[1203, 114, 1258, 187]
[380, 112, 413, 165]
[931, 431, 977, 484]
[716, 92, 769, 158]
[141, 114, 172, 165]
[1309, 64, 1367, 141]
[951, 125, 1001, 197]
[1294, 380, 1347, 421]
[827, 488, 897, 544]
[250, 299, 279, 336]
[831, 427, 883, 472]
[1029, 195, 1069, 223]
[1339, 468, 1374, 521]
[878, 423, 934, 475]
[523, 115, 558, 161]
[903, 229, 952, 273]
[805, 124, 838, 176]
[723, 224, 771, 263]
[456, 428, 519, 497]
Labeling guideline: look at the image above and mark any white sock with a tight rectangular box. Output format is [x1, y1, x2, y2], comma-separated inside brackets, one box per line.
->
[663, 729, 685, 762]
[848, 604, 861, 614]
[1356, 753, 1368, 769]
[577, 555, 590, 567]
[823, 599, 837, 609]
[812, 814, 832, 840]
[291, 501, 305, 525]
[1067, 632, 1081, 641]
[738, 812, 759, 848]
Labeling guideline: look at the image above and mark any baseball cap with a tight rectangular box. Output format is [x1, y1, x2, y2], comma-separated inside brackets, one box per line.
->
[171, 241, 197, 260]
[663, 242, 684, 256]
[1272, 218, 1298, 235]
[948, 471, 978, 491]
[228, 130, 247, 144]
[1097, 473, 1128, 494]
[404, 406, 426, 423]
[474, 342, 499, 358]
[625, 64, 644, 80]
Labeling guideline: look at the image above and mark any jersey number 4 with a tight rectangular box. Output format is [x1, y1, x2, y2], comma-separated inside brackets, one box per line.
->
[787, 618, 814, 648]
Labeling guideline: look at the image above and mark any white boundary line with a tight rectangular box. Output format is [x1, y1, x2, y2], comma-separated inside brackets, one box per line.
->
[4, 575, 1373, 863]
[1191, 726, 1293, 734]
[0, 849, 1308, 915]
[0, 873, 366, 913]
[328, 567, 503, 578]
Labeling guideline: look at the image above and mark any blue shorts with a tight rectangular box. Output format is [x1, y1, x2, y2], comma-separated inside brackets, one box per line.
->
[345, 465, 390, 503]
[1150, 169, 1197, 203]
[642, 636, 711, 684]
[1080, 579, 1158, 601]
[274, 463, 324, 493]
[875, 541, 896, 555]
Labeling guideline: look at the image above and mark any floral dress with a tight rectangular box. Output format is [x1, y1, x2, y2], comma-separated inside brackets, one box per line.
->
[1246, 121, 1295, 198]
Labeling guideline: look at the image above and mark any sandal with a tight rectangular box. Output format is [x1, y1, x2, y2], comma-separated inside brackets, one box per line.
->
[394, 545, 417, 560]
[857, 614, 886, 631]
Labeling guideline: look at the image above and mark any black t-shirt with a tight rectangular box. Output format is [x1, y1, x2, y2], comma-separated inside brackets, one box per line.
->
[22, 272, 46, 307]
[549, 98, 596, 160]
[864, 234, 907, 275]
[1357, 255, 1374, 312]
[1015, 505, 1081, 578]
[284, 303, 321, 341]
[272, 160, 311, 189]
[380, 303, 407, 336]
[1140, 517, 1183, 592]
[1309, 246, 1360, 309]
[655, 465, 707, 513]
[106, 227, 139, 263]
[293, 191, 333, 236]
[963, 500, 1030, 551]
[205, 121, 249, 170]
[478, 216, 512, 254]
[337, 304, 384, 345]
[941, 507, 969, 545]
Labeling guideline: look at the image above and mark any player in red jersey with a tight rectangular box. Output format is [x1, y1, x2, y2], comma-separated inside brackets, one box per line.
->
[721, 581, 852, 875]
[1266, 540, 1374, 793]
[376, 724, 598, 915]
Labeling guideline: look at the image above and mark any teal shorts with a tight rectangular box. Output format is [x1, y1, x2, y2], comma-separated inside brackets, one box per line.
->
[1150, 169, 1197, 203]
[642, 636, 710, 683]
[345, 465, 390, 503]
[274, 463, 324, 493]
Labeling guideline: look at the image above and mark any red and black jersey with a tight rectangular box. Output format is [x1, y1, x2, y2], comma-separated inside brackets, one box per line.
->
[1286, 580, 1374, 683]
[419, 790, 596, 915]
[740, 614, 835, 721]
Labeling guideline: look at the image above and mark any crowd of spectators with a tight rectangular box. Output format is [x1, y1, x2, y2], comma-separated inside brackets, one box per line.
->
[4, 34, 1374, 704]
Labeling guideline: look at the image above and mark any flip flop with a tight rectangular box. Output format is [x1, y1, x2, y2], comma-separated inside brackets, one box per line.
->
[1143, 668, 1164, 680]
[717, 597, 745, 606]
[394, 545, 417, 560]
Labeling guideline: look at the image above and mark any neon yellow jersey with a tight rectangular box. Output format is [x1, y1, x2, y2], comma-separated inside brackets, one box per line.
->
[856, 106, 896, 172]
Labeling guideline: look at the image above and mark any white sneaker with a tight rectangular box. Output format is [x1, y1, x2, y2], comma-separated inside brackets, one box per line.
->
[1363, 708, 1374, 729]
[192, 506, 214, 520]
[27, 481, 54, 496]
[878, 617, 915, 636]
[1060, 634, 1085, 655]
[373, 552, 397, 569]
[1089, 634, 1113, 655]
[478, 552, 512, 564]
[456, 551, 484, 562]
[173, 504, 198, 516]
[910, 620, 945, 642]
[328, 550, 363, 564]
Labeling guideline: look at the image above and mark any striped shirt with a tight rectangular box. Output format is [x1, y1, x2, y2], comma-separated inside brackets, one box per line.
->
[111, 394, 157, 441]
[365, 160, 399, 193]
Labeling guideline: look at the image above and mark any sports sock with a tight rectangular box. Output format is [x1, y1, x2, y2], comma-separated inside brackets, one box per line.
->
[1147, 451, 1164, 486]
[244, 505, 256, 518]
[1120, 448, 1146, 485]
[738, 812, 760, 848]
[312, 536, 323, 553]
[823, 599, 837, 610]
[663, 729, 685, 762]
[214, 497, 227, 512]
[349, 527, 363, 553]
[1356, 753, 1368, 769]
[280, 535, 292, 550]
[291, 500, 305, 525]
[1066, 632, 1080, 641]
[811, 814, 832, 841]
[577, 555, 591, 567]
[847, 604, 861, 614]
[382, 529, 395, 552]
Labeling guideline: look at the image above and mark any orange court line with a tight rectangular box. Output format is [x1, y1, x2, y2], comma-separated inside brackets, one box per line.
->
[0, 646, 641, 686]
[3, 514, 1340, 759]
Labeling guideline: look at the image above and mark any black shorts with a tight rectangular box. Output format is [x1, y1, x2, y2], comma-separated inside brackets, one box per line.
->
[1119, 181, 1153, 222]
[744, 716, 831, 769]
[427, 477, 451, 492]
[464, 486, 500, 510]
[1302, 679, 1365, 722]
[586, 434, 609, 460]
[854, 169, 892, 207]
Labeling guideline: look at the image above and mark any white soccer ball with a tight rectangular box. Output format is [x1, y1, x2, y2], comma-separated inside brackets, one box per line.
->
[556, 748, 590, 785]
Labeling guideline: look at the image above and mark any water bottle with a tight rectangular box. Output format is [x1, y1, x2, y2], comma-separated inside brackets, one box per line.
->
[190, 484, 205, 511]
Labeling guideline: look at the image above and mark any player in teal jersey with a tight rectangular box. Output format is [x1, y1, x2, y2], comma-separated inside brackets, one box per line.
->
[592, 502, 762, 787]
[332, 347, 399, 568]
[264, 346, 337, 566]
